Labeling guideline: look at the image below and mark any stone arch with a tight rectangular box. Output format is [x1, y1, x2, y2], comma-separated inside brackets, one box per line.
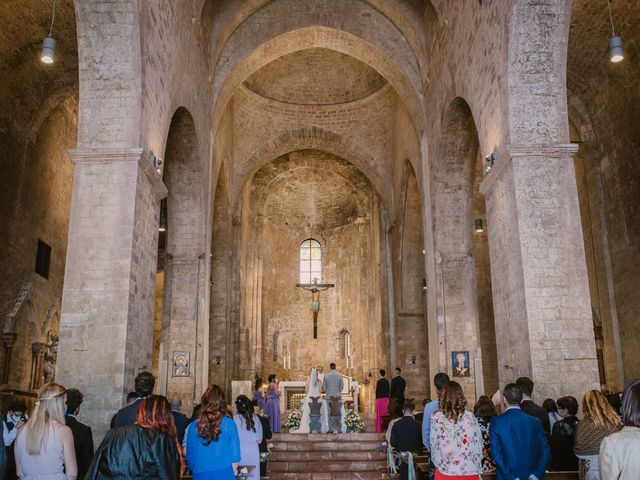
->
[6, 299, 37, 389]
[507, 0, 572, 144]
[211, 25, 425, 138]
[232, 127, 393, 215]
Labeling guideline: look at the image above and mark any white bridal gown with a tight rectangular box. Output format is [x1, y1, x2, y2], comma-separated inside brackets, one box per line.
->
[297, 368, 346, 433]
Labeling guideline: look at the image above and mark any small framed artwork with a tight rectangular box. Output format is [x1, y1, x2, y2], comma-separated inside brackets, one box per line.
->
[451, 351, 470, 377]
[172, 352, 190, 377]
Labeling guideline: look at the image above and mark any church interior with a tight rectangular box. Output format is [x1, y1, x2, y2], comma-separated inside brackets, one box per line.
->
[0, 0, 639, 442]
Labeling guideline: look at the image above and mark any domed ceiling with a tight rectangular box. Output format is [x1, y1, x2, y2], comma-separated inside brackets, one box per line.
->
[244, 48, 386, 105]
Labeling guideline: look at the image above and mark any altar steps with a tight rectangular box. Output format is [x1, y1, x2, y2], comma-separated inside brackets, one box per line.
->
[269, 432, 397, 479]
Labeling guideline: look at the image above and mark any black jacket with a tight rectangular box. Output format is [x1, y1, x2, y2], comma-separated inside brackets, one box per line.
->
[84, 425, 180, 480]
[520, 400, 551, 438]
[376, 378, 390, 399]
[172, 411, 190, 444]
[550, 416, 579, 471]
[390, 416, 423, 452]
[111, 399, 143, 429]
[65, 414, 94, 480]
[390, 376, 406, 402]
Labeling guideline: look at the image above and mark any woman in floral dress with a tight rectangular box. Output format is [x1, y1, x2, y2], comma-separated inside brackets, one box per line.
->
[429, 381, 483, 480]
[473, 395, 497, 473]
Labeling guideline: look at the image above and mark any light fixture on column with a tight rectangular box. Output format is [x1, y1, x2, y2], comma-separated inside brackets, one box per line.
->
[150, 151, 163, 174]
[484, 152, 496, 174]
[607, 0, 624, 63]
[40, 0, 57, 64]
[474, 218, 484, 233]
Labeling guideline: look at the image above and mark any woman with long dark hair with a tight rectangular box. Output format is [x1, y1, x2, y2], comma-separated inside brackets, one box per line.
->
[84, 395, 181, 479]
[253, 377, 265, 410]
[473, 395, 496, 473]
[185, 384, 241, 479]
[430, 381, 482, 479]
[599, 379, 640, 479]
[233, 395, 263, 479]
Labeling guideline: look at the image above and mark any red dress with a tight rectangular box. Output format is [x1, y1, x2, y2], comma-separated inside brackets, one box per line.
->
[435, 469, 480, 480]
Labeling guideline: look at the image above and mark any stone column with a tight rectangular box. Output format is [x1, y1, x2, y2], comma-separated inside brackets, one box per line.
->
[1, 333, 17, 384]
[480, 144, 600, 400]
[56, 149, 167, 439]
[164, 254, 205, 414]
[30, 342, 47, 391]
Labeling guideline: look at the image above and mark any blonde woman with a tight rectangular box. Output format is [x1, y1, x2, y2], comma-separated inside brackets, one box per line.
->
[14, 383, 77, 480]
[574, 390, 622, 480]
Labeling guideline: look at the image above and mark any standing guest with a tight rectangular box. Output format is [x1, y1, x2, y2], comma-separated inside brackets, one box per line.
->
[574, 390, 622, 480]
[111, 371, 155, 428]
[14, 383, 78, 480]
[3, 399, 27, 480]
[473, 395, 497, 473]
[599, 379, 640, 480]
[516, 377, 551, 438]
[185, 385, 241, 479]
[253, 401, 272, 478]
[375, 369, 391, 433]
[233, 396, 263, 479]
[253, 378, 266, 410]
[390, 399, 423, 480]
[390, 368, 407, 413]
[543, 398, 563, 432]
[430, 381, 482, 479]
[423, 372, 450, 480]
[490, 383, 550, 480]
[264, 374, 281, 433]
[85, 395, 181, 479]
[64, 389, 94, 480]
[550, 395, 579, 471]
[170, 399, 190, 444]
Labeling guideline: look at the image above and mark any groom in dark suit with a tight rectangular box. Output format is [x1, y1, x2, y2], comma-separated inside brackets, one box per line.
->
[490, 383, 550, 480]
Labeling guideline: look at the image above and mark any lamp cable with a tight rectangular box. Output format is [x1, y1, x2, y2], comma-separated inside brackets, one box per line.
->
[48, 0, 56, 37]
[607, 0, 616, 36]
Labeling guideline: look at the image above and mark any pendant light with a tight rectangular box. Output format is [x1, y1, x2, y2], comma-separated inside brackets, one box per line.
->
[41, 0, 57, 64]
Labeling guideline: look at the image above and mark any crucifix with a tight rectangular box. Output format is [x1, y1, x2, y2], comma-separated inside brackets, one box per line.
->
[296, 278, 334, 339]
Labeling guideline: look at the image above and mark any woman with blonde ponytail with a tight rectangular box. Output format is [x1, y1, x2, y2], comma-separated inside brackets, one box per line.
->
[14, 383, 78, 479]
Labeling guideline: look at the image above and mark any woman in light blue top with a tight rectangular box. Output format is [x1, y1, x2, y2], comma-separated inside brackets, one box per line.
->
[185, 385, 240, 480]
[233, 395, 263, 479]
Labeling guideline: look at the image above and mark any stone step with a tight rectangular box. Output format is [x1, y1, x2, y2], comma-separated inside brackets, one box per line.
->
[271, 450, 386, 461]
[273, 432, 384, 442]
[272, 440, 383, 451]
[270, 460, 388, 473]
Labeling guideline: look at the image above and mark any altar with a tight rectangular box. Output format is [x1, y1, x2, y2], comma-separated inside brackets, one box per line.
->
[279, 374, 358, 412]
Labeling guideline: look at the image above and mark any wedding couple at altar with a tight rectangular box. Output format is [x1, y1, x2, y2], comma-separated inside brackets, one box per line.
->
[296, 363, 347, 434]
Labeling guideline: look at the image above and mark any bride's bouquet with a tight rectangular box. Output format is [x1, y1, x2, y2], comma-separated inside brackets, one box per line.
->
[344, 407, 365, 433]
[284, 406, 302, 432]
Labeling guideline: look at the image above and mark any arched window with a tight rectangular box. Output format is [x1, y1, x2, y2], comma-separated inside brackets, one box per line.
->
[299, 239, 321, 284]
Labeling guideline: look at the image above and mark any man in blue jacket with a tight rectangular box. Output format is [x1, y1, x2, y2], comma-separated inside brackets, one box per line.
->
[490, 383, 550, 480]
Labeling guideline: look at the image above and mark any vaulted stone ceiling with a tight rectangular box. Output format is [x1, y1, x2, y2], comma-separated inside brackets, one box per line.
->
[244, 48, 386, 105]
[0, 0, 77, 136]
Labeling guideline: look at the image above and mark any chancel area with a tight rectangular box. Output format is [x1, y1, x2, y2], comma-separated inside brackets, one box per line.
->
[0, 0, 640, 478]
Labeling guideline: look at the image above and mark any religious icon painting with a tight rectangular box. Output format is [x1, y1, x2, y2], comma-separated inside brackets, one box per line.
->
[451, 351, 471, 377]
[172, 351, 190, 377]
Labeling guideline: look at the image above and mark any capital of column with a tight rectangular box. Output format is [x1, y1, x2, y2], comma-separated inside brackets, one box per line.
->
[480, 143, 579, 195]
[31, 342, 48, 356]
[69, 148, 168, 199]
[2, 333, 17, 348]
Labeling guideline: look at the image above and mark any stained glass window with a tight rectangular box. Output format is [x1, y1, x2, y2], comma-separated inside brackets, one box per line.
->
[300, 239, 321, 284]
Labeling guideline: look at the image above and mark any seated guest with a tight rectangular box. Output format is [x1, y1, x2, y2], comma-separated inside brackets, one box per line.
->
[550, 395, 579, 471]
[65, 388, 94, 479]
[111, 371, 155, 428]
[473, 395, 497, 473]
[170, 399, 190, 444]
[430, 381, 483, 479]
[390, 399, 423, 480]
[543, 398, 563, 432]
[385, 404, 405, 445]
[233, 396, 262, 479]
[85, 395, 181, 479]
[599, 379, 640, 480]
[14, 383, 78, 480]
[490, 383, 550, 480]
[185, 384, 241, 479]
[413, 398, 430, 423]
[574, 390, 622, 480]
[516, 377, 551, 437]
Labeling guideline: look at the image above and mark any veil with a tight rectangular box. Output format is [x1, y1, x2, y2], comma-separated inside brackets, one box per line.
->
[297, 367, 324, 433]
[307, 367, 320, 396]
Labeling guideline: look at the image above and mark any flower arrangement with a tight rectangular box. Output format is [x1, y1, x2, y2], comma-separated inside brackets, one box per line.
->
[344, 407, 365, 432]
[284, 406, 302, 432]
[260, 451, 270, 463]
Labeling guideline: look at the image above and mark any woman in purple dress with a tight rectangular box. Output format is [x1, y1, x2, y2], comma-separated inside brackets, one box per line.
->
[253, 378, 266, 410]
[264, 374, 281, 433]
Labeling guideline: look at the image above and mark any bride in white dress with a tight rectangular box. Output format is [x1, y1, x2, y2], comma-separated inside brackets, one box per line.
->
[297, 367, 328, 433]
